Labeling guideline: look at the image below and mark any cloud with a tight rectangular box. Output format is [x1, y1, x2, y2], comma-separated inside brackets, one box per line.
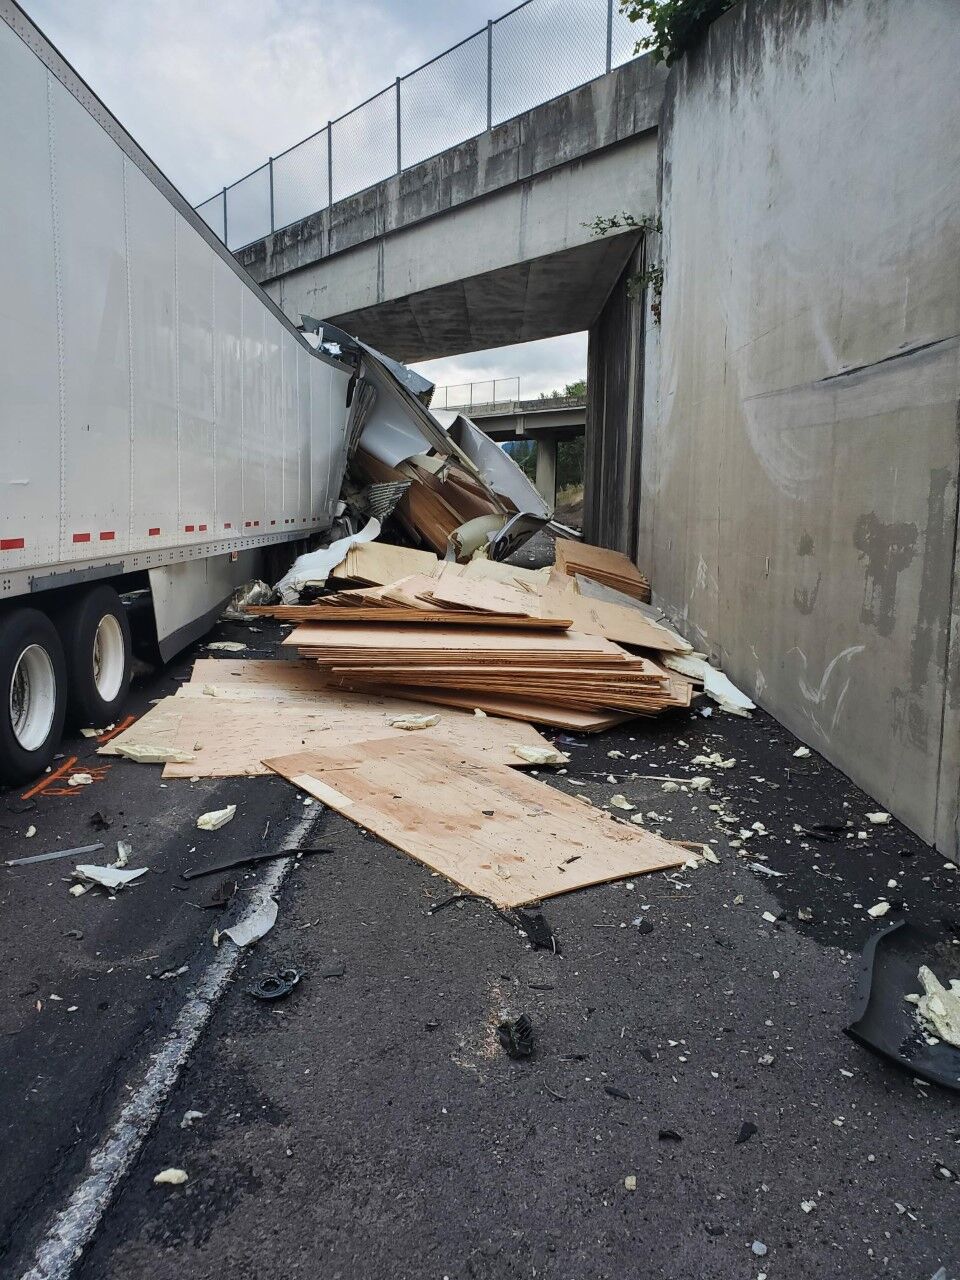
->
[19, 0, 492, 202]
[19, 2, 591, 390]
[414, 333, 588, 401]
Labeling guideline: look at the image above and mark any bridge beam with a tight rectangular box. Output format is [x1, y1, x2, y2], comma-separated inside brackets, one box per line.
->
[237, 58, 666, 364]
[534, 437, 558, 507]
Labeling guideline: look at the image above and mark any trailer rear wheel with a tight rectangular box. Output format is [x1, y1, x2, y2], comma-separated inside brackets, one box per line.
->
[56, 586, 132, 728]
[0, 608, 68, 784]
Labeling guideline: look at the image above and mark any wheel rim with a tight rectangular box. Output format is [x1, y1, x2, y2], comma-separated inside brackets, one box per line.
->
[9, 644, 57, 751]
[92, 614, 125, 702]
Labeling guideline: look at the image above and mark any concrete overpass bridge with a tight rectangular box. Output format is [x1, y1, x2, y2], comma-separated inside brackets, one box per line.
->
[444, 394, 586, 506]
[233, 54, 664, 363]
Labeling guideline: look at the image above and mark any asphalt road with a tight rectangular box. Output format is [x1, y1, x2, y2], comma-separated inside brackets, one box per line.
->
[2, 617, 958, 1279]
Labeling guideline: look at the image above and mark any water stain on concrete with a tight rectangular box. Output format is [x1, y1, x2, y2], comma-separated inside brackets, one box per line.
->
[911, 467, 955, 692]
[794, 571, 821, 615]
[853, 513, 917, 637]
[797, 531, 815, 556]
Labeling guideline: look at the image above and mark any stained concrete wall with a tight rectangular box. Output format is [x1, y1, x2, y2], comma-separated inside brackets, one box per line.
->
[583, 241, 646, 552]
[639, 0, 960, 857]
[237, 58, 666, 363]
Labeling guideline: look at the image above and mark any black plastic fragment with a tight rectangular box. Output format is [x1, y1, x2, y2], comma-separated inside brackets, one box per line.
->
[635, 919, 655, 935]
[845, 920, 960, 1094]
[658, 1128, 682, 1142]
[800, 821, 845, 843]
[512, 908, 559, 953]
[498, 1013, 534, 1059]
[183, 847, 332, 880]
[736, 1121, 758, 1144]
[248, 968, 301, 1001]
[90, 811, 113, 831]
[428, 892, 482, 915]
[604, 1085, 632, 1101]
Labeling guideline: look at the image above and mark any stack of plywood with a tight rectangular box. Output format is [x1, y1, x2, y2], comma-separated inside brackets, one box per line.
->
[553, 537, 651, 603]
[251, 570, 572, 630]
[283, 622, 692, 725]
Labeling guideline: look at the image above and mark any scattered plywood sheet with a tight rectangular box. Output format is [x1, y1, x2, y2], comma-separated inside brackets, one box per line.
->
[98, 699, 185, 760]
[160, 684, 552, 778]
[264, 738, 686, 907]
[554, 538, 651, 602]
[453, 559, 552, 591]
[539, 584, 691, 654]
[322, 682, 634, 732]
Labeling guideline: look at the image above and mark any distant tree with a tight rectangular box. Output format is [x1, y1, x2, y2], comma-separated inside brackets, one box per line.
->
[620, 0, 736, 66]
[557, 436, 584, 490]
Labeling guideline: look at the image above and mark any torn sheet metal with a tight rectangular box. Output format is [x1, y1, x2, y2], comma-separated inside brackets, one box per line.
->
[72, 864, 148, 891]
[275, 518, 381, 603]
[438, 411, 550, 519]
[215, 897, 278, 948]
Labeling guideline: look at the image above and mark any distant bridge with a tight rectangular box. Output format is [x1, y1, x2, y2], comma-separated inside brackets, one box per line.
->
[451, 395, 586, 506]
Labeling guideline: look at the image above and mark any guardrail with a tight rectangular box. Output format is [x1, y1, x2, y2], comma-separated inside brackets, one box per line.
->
[432, 378, 521, 410]
[196, 0, 648, 251]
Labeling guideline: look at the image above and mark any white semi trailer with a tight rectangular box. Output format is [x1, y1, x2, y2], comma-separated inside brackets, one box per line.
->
[0, 1, 434, 783]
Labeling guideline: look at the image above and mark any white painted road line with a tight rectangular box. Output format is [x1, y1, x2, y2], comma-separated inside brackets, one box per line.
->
[21, 809, 319, 1280]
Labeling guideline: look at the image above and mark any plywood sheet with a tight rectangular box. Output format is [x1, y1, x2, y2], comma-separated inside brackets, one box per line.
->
[539, 585, 691, 654]
[331, 540, 439, 585]
[103, 674, 552, 778]
[264, 738, 686, 907]
[554, 538, 651, 602]
[322, 682, 634, 731]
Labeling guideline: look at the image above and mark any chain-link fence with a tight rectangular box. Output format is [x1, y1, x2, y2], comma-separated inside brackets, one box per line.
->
[432, 378, 521, 410]
[197, 0, 650, 251]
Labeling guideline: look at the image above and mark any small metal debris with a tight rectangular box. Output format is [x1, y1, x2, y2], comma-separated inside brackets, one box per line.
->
[71, 864, 148, 891]
[248, 968, 301, 1001]
[5, 841, 105, 867]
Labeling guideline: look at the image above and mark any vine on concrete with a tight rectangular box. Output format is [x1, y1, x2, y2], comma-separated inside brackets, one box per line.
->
[584, 211, 664, 325]
[620, 0, 737, 66]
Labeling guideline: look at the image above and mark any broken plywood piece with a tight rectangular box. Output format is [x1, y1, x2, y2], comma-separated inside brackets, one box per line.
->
[264, 738, 686, 907]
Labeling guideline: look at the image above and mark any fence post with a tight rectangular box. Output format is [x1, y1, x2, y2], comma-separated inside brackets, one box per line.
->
[327, 122, 333, 209]
[486, 19, 493, 131]
[606, 0, 614, 72]
[395, 78, 402, 175]
[268, 157, 275, 232]
[221, 187, 228, 244]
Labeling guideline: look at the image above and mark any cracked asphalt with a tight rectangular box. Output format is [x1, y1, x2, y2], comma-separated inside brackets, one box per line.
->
[2, 611, 958, 1279]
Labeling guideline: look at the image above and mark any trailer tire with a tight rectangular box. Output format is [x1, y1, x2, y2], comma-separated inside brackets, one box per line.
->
[55, 586, 132, 729]
[0, 608, 68, 785]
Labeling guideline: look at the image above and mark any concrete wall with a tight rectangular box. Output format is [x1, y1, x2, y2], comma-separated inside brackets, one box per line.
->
[639, 0, 960, 857]
[236, 58, 666, 363]
[583, 242, 646, 551]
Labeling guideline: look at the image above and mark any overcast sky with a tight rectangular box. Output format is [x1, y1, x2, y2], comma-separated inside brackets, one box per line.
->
[21, 0, 588, 395]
